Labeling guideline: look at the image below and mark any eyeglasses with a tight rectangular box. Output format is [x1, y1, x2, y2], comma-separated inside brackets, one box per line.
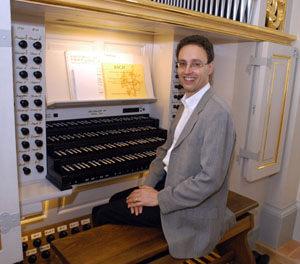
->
[176, 60, 209, 70]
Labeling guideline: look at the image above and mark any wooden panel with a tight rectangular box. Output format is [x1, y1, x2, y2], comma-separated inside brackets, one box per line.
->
[51, 224, 168, 264]
[218, 214, 253, 243]
[51, 191, 258, 264]
[243, 42, 297, 182]
[227, 191, 258, 217]
[13, 0, 297, 45]
[51, 215, 254, 264]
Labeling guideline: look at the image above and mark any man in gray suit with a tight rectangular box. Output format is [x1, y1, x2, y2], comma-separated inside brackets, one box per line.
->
[93, 35, 236, 259]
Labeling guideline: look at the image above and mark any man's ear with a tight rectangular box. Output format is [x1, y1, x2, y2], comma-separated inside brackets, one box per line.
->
[208, 61, 214, 75]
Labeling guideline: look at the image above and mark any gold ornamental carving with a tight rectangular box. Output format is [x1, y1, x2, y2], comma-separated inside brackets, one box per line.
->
[266, 0, 287, 31]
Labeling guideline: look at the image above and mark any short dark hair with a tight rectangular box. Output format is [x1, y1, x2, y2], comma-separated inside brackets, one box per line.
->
[176, 35, 214, 63]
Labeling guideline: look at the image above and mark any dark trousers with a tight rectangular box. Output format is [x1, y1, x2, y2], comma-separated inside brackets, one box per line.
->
[92, 177, 165, 228]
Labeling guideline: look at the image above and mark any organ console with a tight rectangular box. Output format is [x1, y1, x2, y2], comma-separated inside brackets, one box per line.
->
[46, 114, 167, 190]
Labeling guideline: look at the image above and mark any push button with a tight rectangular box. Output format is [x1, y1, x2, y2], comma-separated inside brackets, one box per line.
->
[36, 165, 44, 173]
[20, 114, 29, 122]
[33, 41, 42, 50]
[33, 71, 42, 79]
[33, 238, 42, 248]
[35, 152, 43, 160]
[34, 99, 42, 107]
[18, 40, 28, 49]
[34, 113, 43, 121]
[59, 231, 68, 238]
[82, 224, 91, 231]
[21, 141, 30, 149]
[41, 250, 51, 259]
[33, 85, 42, 93]
[21, 128, 30, 135]
[20, 100, 29, 108]
[23, 167, 31, 175]
[71, 227, 80, 235]
[19, 56, 28, 64]
[22, 242, 28, 251]
[46, 234, 55, 243]
[35, 140, 43, 147]
[19, 71, 28, 79]
[19, 85, 28, 94]
[34, 126, 43, 134]
[27, 254, 37, 263]
[33, 56, 42, 64]
[22, 154, 30, 162]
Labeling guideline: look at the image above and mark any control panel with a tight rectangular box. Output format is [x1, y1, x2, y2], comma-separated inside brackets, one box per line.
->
[169, 44, 184, 121]
[20, 215, 92, 264]
[12, 21, 47, 183]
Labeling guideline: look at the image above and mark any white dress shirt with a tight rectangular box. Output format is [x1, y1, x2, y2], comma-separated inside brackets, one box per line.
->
[163, 83, 210, 172]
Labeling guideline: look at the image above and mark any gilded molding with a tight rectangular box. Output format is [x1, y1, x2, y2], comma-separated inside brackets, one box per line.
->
[14, 0, 297, 45]
[258, 55, 290, 170]
[266, 0, 287, 31]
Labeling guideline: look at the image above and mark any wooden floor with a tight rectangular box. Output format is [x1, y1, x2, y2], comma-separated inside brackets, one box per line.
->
[278, 240, 300, 262]
[256, 240, 300, 264]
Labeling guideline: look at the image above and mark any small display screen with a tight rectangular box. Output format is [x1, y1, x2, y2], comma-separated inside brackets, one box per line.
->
[123, 107, 140, 113]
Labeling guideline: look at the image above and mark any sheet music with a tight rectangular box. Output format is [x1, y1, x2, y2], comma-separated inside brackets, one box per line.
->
[102, 63, 147, 99]
[72, 65, 104, 100]
[65, 51, 105, 100]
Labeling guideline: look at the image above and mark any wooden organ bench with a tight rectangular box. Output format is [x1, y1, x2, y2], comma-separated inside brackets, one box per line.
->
[51, 191, 258, 264]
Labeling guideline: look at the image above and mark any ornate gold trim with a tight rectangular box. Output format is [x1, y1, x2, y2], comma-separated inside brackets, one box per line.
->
[14, 0, 297, 45]
[266, 0, 287, 31]
[258, 55, 291, 170]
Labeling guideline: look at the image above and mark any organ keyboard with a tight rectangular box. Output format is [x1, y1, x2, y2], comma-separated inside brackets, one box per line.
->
[46, 114, 167, 190]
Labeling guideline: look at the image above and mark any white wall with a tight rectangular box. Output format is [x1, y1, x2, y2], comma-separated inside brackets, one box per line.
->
[287, 0, 300, 241]
[212, 0, 300, 247]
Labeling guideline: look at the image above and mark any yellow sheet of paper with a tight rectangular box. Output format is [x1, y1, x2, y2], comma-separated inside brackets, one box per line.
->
[102, 63, 147, 99]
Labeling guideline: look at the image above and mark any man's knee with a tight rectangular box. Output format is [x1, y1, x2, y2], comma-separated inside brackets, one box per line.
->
[92, 204, 111, 227]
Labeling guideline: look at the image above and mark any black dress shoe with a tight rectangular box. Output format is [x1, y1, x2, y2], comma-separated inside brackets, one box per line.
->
[252, 250, 270, 264]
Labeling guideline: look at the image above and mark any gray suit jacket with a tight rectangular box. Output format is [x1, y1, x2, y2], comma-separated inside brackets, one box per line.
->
[144, 89, 236, 258]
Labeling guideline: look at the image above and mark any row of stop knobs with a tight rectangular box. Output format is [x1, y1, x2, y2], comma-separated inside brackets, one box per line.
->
[16, 47, 45, 179]
[22, 224, 91, 263]
[21, 136, 44, 174]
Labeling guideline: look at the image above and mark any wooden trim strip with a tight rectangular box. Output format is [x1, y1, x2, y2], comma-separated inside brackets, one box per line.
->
[15, 0, 297, 45]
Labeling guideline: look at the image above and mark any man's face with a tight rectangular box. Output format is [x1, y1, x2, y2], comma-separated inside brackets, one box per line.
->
[177, 44, 214, 98]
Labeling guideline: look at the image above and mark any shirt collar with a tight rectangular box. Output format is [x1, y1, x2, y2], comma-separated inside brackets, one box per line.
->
[181, 83, 210, 112]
